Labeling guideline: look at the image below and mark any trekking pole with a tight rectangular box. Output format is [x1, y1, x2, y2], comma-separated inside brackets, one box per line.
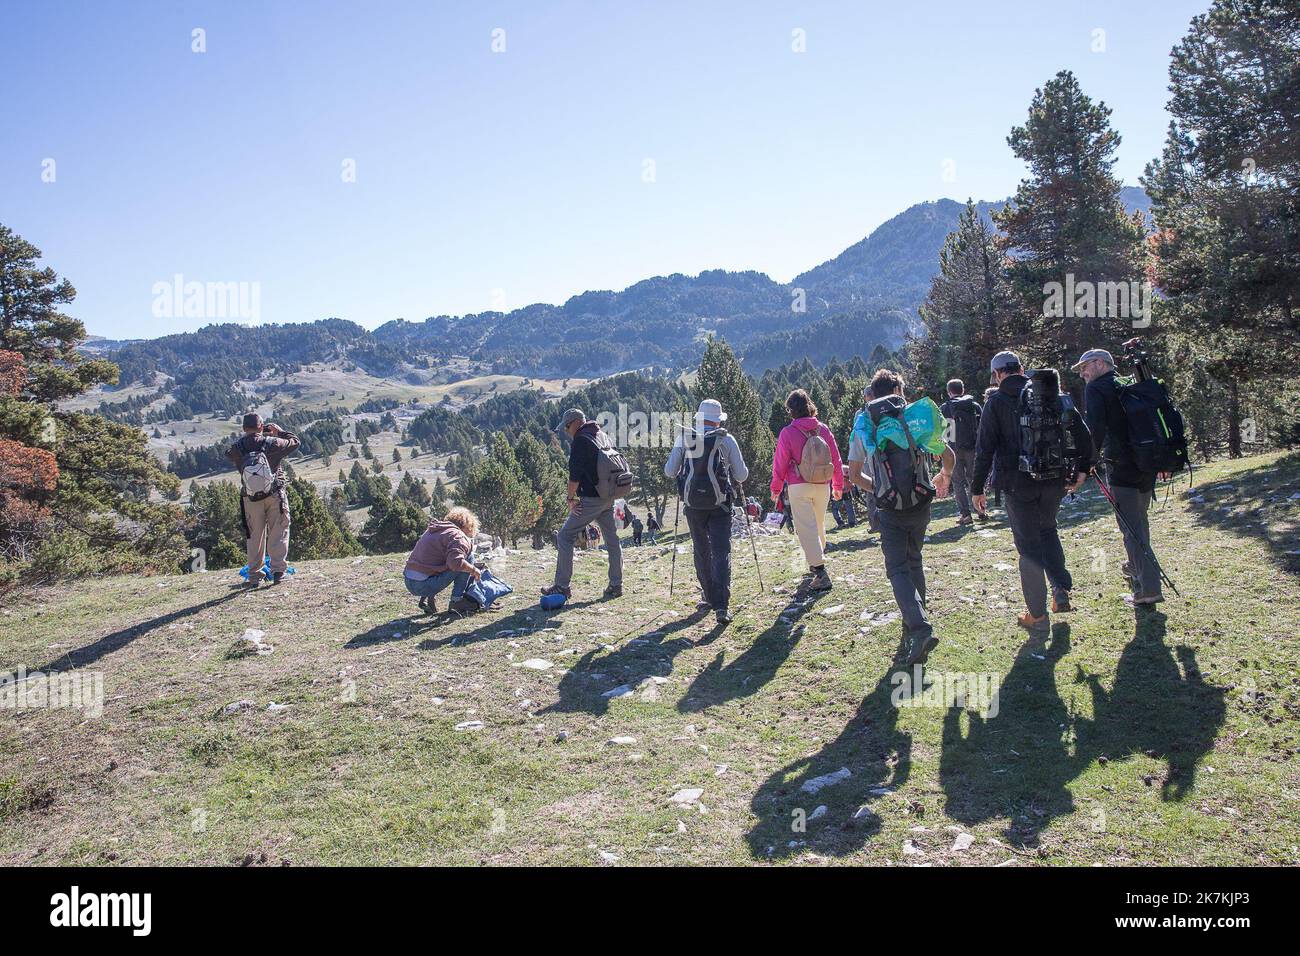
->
[668, 491, 681, 595]
[1091, 468, 1180, 597]
[736, 482, 764, 593]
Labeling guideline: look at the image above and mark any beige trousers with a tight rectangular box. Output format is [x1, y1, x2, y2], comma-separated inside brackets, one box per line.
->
[245, 494, 289, 581]
[787, 481, 830, 568]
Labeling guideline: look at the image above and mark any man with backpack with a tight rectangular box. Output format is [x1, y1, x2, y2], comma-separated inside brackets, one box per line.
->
[971, 352, 1094, 636]
[1073, 347, 1181, 606]
[225, 413, 300, 587]
[664, 399, 750, 624]
[541, 408, 630, 601]
[631, 512, 644, 546]
[847, 370, 953, 665]
[940, 378, 985, 525]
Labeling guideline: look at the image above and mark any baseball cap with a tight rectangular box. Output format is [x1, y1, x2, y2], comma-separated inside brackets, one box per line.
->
[1071, 348, 1115, 371]
[558, 408, 585, 432]
[990, 350, 1022, 373]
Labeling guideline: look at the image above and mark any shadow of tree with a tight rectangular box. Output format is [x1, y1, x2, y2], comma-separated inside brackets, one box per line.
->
[744, 642, 913, 860]
[1184, 452, 1300, 575]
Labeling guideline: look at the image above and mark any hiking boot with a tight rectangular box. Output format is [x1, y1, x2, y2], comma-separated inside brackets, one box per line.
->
[715, 608, 733, 625]
[603, 584, 623, 599]
[695, 600, 712, 612]
[272, 572, 284, 585]
[808, 567, 833, 592]
[539, 584, 571, 599]
[449, 596, 479, 614]
[975, 510, 989, 522]
[1018, 611, 1050, 635]
[957, 514, 974, 526]
[1124, 592, 1165, 607]
[241, 578, 260, 589]
[418, 595, 436, 614]
[906, 631, 939, 666]
[1051, 591, 1072, 614]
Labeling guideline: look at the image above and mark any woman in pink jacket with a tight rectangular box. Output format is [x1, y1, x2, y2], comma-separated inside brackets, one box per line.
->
[769, 389, 844, 591]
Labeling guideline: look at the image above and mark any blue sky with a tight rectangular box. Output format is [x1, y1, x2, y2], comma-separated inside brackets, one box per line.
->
[2, 0, 1207, 340]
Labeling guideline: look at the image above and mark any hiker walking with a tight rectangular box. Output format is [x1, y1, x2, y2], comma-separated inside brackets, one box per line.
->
[664, 398, 750, 624]
[940, 378, 985, 525]
[541, 408, 630, 601]
[645, 512, 660, 544]
[403, 506, 483, 615]
[1073, 348, 1171, 606]
[225, 413, 299, 587]
[846, 371, 953, 665]
[829, 465, 858, 527]
[631, 512, 644, 546]
[769, 389, 844, 592]
[971, 352, 1094, 636]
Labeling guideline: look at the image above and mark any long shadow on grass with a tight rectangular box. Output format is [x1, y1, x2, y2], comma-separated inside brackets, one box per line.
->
[540, 607, 721, 717]
[744, 643, 912, 860]
[1184, 452, 1300, 575]
[35, 591, 241, 673]
[939, 623, 1083, 848]
[1077, 610, 1227, 801]
[677, 589, 828, 714]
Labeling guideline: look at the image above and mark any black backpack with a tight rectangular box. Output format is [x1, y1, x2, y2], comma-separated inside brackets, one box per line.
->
[863, 396, 935, 511]
[1017, 382, 1078, 481]
[1117, 375, 1189, 475]
[945, 395, 981, 450]
[678, 428, 734, 510]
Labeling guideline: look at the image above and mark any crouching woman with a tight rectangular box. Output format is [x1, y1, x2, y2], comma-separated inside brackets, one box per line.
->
[404, 506, 483, 614]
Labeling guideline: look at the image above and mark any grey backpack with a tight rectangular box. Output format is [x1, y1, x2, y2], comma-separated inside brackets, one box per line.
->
[591, 429, 634, 499]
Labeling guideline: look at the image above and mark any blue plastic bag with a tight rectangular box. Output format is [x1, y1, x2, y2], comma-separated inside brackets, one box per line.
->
[539, 592, 567, 611]
[238, 559, 295, 580]
[464, 568, 513, 608]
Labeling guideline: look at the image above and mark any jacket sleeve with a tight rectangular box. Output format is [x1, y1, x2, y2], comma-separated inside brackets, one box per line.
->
[663, 435, 684, 479]
[225, 444, 241, 471]
[724, 434, 749, 485]
[825, 425, 844, 493]
[769, 428, 787, 497]
[969, 399, 1000, 496]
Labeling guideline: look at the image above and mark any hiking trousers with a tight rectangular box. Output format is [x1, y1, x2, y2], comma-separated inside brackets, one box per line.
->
[787, 481, 830, 568]
[1112, 481, 1161, 599]
[952, 447, 977, 518]
[554, 495, 623, 590]
[877, 502, 932, 639]
[685, 505, 732, 610]
[1004, 478, 1071, 617]
[245, 493, 289, 582]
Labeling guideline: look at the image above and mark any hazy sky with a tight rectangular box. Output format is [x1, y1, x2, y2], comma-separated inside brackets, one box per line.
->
[2, 0, 1208, 340]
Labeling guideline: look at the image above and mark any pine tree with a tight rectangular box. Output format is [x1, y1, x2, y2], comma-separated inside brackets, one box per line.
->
[514, 432, 568, 548]
[455, 433, 538, 547]
[696, 337, 773, 507]
[995, 71, 1146, 387]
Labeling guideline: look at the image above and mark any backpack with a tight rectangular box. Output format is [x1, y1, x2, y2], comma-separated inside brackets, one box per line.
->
[945, 395, 981, 450]
[863, 396, 935, 511]
[795, 423, 834, 483]
[679, 428, 734, 510]
[590, 428, 635, 499]
[236, 435, 278, 500]
[1016, 382, 1078, 481]
[464, 568, 513, 609]
[1117, 375, 1189, 475]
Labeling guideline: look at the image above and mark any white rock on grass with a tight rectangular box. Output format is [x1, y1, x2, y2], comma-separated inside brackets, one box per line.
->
[800, 767, 851, 795]
[598, 850, 620, 864]
[820, 604, 845, 616]
[809, 805, 828, 821]
[952, 832, 975, 852]
[222, 700, 254, 716]
[669, 788, 704, 806]
[454, 721, 485, 731]
[514, 659, 553, 671]
[607, 736, 637, 745]
[601, 684, 635, 699]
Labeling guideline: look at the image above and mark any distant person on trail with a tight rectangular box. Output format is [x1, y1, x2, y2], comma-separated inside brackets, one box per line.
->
[631, 513, 644, 546]
[541, 408, 627, 601]
[778, 485, 795, 533]
[830, 465, 857, 528]
[770, 389, 844, 592]
[1073, 348, 1168, 607]
[645, 512, 660, 544]
[971, 352, 1094, 636]
[847, 371, 953, 665]
[665, 398, 750, 624]
[403, 506, 483, 615]
[225, 413, 300, 587]
[940, 378, 985, 525]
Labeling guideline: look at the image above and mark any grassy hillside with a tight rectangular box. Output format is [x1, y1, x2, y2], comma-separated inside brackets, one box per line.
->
[1, 452, 1296, 865]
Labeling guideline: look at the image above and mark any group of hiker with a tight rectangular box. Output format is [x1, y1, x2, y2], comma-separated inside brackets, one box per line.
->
[226, 340, 1182, 664]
